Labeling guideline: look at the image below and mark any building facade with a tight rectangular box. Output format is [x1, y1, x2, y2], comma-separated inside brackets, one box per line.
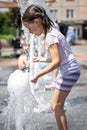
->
[46, 0, 87, 39]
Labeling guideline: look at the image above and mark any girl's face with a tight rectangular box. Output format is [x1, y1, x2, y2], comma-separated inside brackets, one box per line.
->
[23, 19, 43, 36]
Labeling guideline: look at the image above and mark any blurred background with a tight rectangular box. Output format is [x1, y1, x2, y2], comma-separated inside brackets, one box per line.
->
[0, 0, 87, 59]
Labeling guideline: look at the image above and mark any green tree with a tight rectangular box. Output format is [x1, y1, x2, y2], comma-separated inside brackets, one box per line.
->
[0, 8, 21, 37]
[8, 8, 21, 28]
[0, 11, 15, 35]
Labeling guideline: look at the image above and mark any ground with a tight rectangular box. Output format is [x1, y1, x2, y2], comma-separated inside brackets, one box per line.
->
[0, 45, 87, 130]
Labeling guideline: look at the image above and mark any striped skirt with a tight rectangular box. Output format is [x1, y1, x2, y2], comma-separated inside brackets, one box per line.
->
[55, 71, 80, 92]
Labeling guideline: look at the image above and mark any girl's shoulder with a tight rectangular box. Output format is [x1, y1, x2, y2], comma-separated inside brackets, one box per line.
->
[45, 27, 61, 47]
[48, 27, 59, 34]
[47, 27, 64, 38]
[46, 27, 64, 41]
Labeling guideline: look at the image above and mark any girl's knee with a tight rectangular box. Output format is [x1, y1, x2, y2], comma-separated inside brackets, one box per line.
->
[50, 102, 63, 112]
[50, 103, 55, 111]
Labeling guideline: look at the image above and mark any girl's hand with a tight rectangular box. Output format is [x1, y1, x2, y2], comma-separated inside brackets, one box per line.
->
[18, 55, 28, 70]
[33, 56, 40, 62]
[33, 56, 49, 62]
[30, 75, 39, 83]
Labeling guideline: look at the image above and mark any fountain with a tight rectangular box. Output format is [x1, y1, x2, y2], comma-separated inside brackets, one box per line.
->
[17, 0, 53, 112]
[2, 0, 54, 130]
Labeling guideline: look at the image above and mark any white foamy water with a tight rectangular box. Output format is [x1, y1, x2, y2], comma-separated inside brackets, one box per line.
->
[3, 68, 51, 130]
[4, 69, 38, 130]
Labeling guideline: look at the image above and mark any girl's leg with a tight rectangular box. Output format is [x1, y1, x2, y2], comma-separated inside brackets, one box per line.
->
[50, 89, 70, 130]
[53, 68, 58, 81]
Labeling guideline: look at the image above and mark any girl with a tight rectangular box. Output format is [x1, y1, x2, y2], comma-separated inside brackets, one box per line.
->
[22, 4, 80, 130]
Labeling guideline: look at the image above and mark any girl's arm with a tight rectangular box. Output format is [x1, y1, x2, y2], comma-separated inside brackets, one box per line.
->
[33, 56, 52, 63]
[31, 43, 61, 83]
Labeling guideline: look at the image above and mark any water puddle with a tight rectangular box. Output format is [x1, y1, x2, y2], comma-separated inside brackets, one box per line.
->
[66, 96, 87, 107]
[0, 99, 8, 113]
[0, 82, 7, 87]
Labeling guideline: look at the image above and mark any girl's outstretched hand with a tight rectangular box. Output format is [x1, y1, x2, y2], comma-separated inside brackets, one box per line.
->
[33, 56, 48, 62]
[33, 56, 40, 62]
[30, 75, 39, 83]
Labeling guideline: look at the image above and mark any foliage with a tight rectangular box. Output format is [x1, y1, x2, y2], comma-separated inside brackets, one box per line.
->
[8, 8, 22, 27]
[0, 8, 22, 37]
[0, 34, 14, 40]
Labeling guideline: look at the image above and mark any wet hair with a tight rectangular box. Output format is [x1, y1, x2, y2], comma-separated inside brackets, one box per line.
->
[22, 4, 54, 35]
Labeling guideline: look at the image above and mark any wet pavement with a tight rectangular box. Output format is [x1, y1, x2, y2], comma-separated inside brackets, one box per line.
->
[0, 45, 87, 130]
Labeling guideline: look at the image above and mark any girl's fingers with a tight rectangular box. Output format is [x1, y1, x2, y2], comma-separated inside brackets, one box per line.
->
[32, 56, 39, 62]
[30, 79, 37, 83]
[30, 76, 38, 83]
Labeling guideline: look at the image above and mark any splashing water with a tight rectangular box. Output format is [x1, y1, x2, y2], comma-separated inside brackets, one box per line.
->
[18, 0, 53, 113]
[4, 69, 38, 130]
[3, 0, 54, 130]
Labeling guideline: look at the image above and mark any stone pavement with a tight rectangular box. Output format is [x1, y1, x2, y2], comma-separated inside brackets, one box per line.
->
[0, 45, 87, 130]
[0, 58, 18, 67]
